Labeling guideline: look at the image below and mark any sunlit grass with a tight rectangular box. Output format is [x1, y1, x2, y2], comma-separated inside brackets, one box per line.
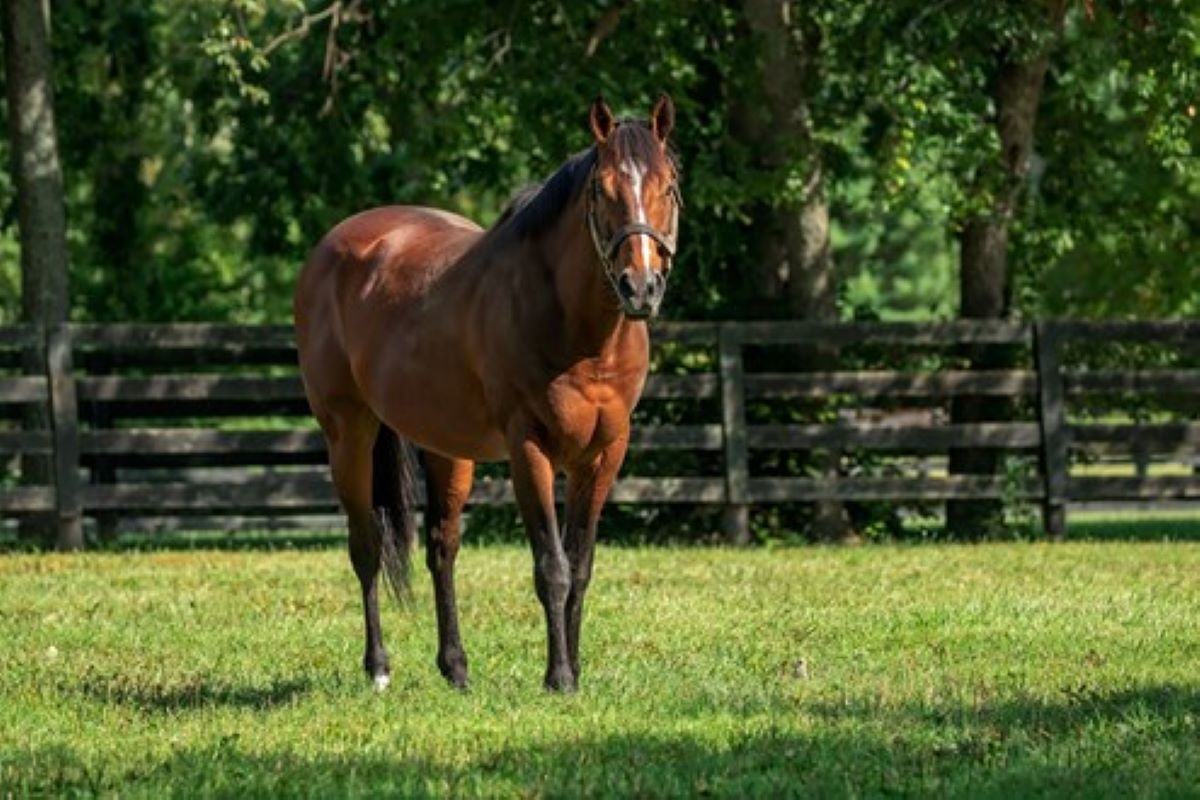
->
[1, 542, 1198, 797]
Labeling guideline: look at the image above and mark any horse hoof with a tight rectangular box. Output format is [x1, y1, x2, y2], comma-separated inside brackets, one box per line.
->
[440, 666, 470, 691]
[372, 673, 391, 693]
[437, 653, 470, 690]
[544, 668, 577, 694]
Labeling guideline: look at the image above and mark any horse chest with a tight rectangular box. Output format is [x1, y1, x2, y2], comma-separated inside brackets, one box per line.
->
[544, 378, 634, 462]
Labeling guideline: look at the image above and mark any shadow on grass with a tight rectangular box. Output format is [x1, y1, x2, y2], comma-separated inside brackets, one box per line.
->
[4, 506, 1198, 554]
[9, 684, 1197, 797]
[0, 529, 347, 553]
[1065, 514, 1200, 542]
[807, 683, 1200, 738]
[77, 674, 311, 713]
[95, 530, 346, 553]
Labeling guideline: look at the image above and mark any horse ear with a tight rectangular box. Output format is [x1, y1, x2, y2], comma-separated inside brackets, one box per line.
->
[589, 96, 615, 144]
[650, 93, 674, 144]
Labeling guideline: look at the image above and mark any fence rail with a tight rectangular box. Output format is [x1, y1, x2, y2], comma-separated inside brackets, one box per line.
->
[1, 320, 1197, 547]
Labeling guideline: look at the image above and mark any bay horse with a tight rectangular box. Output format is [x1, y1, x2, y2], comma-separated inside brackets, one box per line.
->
[294, 95, 681, 692]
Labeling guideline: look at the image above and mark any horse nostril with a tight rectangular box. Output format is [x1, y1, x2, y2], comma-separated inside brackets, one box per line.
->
[648, 272, 666, 299]
[617, 271, 637, 301]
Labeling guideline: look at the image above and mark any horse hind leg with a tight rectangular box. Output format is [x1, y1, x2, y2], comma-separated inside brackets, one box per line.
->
[320, 403, 398, 690]
[421, 451, 474, 689]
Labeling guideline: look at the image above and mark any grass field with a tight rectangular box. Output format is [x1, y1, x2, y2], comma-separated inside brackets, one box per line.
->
[2, 540, 1199, 798]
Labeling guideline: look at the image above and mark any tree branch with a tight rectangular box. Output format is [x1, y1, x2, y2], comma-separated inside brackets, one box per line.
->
[585, 0, 631, 59]
[256, 1, 368, 117]
[260, 1, 342, 58]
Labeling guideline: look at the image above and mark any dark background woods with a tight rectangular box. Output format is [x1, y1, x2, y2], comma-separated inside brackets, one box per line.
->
[2, 1, 1196, 326]
[1, 1, 1196, 544]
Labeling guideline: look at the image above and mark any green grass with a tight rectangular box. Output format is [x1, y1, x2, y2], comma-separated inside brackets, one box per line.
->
[2, 542, 1199, 798]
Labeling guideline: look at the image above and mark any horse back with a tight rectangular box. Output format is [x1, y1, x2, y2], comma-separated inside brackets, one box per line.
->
[296, 205, 482, 339]
[310, 205, 481, 290]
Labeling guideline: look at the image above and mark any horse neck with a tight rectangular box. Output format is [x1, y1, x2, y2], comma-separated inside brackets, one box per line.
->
[534, 194, 643, 361]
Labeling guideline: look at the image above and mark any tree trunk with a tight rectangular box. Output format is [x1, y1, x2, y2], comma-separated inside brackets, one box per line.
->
[2, 0, 78, 548]
[92, 7, 149, 319]
[946, 51, 1052, 538]
[742, 0, 853, 542]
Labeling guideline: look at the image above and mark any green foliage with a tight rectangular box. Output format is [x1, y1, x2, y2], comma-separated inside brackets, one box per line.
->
[0, 0, 1196, 323]
[1015, 2, 1200, 317]
[2, 543, 1199, 795]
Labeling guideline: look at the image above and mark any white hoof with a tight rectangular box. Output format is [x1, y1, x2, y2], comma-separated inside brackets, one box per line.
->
[372, 673, 391, 692]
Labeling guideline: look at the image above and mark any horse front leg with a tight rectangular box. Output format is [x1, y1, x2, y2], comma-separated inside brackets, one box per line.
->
[563, 436, 627, 684]
[421, 451, 474, 689]
[508, 427, 574, 692]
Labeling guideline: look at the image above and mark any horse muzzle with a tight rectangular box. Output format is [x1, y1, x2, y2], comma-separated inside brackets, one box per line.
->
[615, 268, 665, 319]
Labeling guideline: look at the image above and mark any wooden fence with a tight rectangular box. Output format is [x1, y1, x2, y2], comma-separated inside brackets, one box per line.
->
[1, 321, 1197, 547]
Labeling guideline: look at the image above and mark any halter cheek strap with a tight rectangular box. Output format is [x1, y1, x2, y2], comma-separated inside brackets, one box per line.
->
[586, 167, 682, 295]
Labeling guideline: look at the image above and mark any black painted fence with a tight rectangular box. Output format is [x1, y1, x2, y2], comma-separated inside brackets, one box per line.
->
[1, 321, 1197, 547]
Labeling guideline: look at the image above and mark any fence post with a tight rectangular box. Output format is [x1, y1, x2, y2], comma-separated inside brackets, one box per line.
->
[1034, 322, 1068, 540]
[718, 323, 750, 545]
[46, 323, 83, 550]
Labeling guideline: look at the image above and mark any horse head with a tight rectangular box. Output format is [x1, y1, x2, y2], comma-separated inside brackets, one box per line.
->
[586, 94, 681, 320]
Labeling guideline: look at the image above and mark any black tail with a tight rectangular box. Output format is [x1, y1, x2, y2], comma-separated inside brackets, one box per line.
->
[372, 424, 418, 604]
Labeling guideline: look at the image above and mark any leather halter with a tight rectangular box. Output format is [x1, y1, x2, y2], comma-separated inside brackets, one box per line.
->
[585, 164, 682, 297]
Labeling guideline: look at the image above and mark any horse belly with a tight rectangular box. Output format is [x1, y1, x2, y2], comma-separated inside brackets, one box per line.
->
[401, 416, 508, 462]
[373, 359, 508, 462]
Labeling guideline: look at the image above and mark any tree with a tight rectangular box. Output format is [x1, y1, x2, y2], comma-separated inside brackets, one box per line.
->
[740, 0, 853, 542]
[740, 0, 834, 318]
[1, 0, 1195, 545]
[1015, 1, 1200, 318]
[946, 2, 1068, 538]
[2, 0, 80, 548]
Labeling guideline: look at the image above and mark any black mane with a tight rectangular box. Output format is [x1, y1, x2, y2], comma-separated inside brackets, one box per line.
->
[491, 119, 674, 240]
[493, 146, 597, 239]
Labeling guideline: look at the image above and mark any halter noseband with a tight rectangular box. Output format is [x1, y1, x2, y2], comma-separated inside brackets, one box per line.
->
[585, 165, 682, 297]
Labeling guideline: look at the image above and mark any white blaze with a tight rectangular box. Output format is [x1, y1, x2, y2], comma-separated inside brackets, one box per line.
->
[620, 158, 653, 277]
